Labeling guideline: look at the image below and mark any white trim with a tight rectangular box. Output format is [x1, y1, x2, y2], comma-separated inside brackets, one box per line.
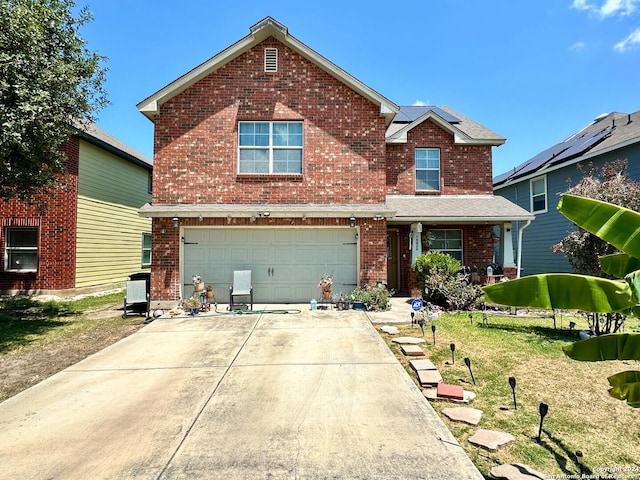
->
[530, 175, 548, 214]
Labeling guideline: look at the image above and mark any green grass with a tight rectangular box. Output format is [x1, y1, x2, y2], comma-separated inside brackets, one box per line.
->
[0, 292, 126, 353]
[379, 311, 640, 478]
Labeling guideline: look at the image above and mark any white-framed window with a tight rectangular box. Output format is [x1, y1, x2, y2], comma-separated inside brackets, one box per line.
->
[141, 232, 151, 267]
[428, 229, 463, 262]
[238, 121, 303, 174]
[415, 148, 440, 191]
[530, 176, 547, 213]
[4, 227, 38, 272]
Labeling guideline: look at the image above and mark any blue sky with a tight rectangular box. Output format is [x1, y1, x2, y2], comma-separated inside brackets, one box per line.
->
[80, 0, 640, 177]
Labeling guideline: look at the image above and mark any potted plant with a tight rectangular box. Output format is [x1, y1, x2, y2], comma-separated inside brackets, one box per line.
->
[192, 274, 204, 292]
[182, 296, 201, 314]
[318, 274, 333, 300]
[206, 285, 214, 298]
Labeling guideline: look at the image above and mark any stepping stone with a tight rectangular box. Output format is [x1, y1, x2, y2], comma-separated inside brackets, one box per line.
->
[380, 325, 399, 334]
[441, 407, 483, 425]
[490, 464, 546, 480]
[423, 388, 476, 403]
[437, 382, 464, 400]
[468, 429, 515, 452]
[409, 359, 437, 371]
[392, 336, 425, 345]
[417, 369, 442, 386]
[400, 344, 424, 356]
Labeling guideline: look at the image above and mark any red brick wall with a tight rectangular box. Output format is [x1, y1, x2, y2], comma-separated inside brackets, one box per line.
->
[152, 37, 387, 205]
[386, 119, 494, 195]
[0, 137, 79, 292]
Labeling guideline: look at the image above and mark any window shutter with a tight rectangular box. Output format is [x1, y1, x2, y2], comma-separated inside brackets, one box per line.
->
[264, 48, 277, 72]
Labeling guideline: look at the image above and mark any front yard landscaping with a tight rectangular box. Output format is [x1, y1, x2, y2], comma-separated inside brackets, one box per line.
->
[0, 292, 145, 402]
[379, 310, 640, 478]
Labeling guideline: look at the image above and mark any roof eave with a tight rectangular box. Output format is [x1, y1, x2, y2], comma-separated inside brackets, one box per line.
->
[137, 17, 399, 125]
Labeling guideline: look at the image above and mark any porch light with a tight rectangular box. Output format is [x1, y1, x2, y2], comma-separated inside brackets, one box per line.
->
[172, 217, 179, 228]
[349, 216, 356, 228]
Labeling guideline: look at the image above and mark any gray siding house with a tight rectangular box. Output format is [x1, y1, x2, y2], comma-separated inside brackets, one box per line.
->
[494, 110, 640, 276]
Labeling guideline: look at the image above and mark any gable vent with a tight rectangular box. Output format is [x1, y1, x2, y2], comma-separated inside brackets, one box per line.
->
[264, 48, 278, 72]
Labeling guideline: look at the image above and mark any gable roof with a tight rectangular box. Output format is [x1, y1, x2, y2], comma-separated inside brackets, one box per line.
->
[494, 110, 640, 187]
[386, 105, 506, 146]
[75, 122, 152, 170]
[137, 17, 399, 126]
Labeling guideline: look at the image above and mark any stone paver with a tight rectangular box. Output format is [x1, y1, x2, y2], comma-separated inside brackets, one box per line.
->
[380, 325, 399, 335]
[490, 463, 546, 479]
[401, 345, 424, 356]
[437, 383, 464, 400]
[468, 429, 515, 452]
[417, 369, 443, 386]
[441, 407, 483, 426]
[392, 336, 426, 345]
[423, 388, 476, 403]
[409, 359, 437, 371]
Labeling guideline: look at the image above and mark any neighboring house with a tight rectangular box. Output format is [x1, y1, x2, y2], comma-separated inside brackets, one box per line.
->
[137, 17, 533, 303]
[494, 109, 640, 275]
[0, 123, 153, 296]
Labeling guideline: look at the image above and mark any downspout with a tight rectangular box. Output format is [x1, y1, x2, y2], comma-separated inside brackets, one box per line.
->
[516, 220, 531, 278]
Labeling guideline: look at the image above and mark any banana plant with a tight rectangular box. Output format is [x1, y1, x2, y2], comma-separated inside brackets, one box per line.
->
[483, 194, 640, 407]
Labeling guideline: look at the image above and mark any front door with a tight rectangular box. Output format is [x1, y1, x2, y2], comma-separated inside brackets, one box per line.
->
[387, 229, 399, 291]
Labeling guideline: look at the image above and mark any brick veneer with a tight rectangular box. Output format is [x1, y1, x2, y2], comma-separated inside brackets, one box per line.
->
[0, 137, 79, 292]
[386, 119, 493, 195]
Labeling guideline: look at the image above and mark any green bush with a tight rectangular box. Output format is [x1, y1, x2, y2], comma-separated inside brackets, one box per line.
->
[413, 252, 482, 310]
[350, 284, 393, 311]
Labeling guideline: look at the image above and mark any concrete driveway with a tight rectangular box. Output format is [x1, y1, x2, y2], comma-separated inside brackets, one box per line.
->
[0, 306, 482, 479]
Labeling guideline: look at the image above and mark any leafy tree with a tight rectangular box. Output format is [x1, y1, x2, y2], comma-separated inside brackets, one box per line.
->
[483, 194, 640, 407]
[552, 160, 640, 277]
[0, 0, 108, 202]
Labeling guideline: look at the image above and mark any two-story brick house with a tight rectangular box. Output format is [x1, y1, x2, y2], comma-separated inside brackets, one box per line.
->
[137, 17, 533, 303]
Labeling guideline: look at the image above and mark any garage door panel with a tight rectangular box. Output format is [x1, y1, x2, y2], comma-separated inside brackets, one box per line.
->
[183, 228, 356, 303]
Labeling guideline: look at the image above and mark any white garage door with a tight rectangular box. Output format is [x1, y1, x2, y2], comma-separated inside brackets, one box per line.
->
[182, 227, 358, 303]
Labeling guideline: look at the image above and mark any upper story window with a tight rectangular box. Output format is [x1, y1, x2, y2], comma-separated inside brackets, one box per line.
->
[141, 232, 151, 267]
[4, 227, 38, 272]
[530, 176, 547, 213]
[428, 229, 463, 262]
[415, 148, 440, 191]
[239, 121, 303, 174]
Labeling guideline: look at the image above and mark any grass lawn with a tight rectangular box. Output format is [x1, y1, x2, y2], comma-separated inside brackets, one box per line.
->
[378, 311, 640, 478]
[0, 292, 146, 402]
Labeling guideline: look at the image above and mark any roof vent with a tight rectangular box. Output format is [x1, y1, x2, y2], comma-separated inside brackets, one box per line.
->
[593, 113, 608, 123]
[265, 48, 277, 72]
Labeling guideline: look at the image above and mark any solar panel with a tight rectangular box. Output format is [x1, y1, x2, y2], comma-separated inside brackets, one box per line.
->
[548, 128, 611, 165]
[394, 106, 461, 124]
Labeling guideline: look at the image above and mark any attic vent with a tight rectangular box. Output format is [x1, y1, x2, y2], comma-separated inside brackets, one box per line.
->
[264, 48, 278, 72]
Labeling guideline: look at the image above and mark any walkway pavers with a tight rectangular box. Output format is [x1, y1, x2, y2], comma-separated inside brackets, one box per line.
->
[490, 463, 546, 479]
[401, 344, 424, 356]
[392, 336, 426, 344]
[441, 407, 483, 426]
[468, 429, 515, 452]
[380, 325, 399, 334]
[409, 359, 437, 371]
[417, 369, 443, 386]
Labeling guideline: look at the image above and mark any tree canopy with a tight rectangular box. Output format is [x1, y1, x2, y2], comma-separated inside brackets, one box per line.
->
[0, 0, 107, 202]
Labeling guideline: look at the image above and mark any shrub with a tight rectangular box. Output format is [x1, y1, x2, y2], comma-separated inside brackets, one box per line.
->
[350, 283, 393, 311]
[413, 252, 482, 310]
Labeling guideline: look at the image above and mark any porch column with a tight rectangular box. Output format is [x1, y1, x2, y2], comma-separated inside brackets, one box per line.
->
[410, 222, 423, 266]
[502, 222, 516, 268]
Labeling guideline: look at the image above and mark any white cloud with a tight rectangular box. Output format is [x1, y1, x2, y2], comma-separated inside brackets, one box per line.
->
[570, 41, 586, 50]
[571, 0, 639, 16]
[413, 100, 428, 106]
[614, 27, 640, 50]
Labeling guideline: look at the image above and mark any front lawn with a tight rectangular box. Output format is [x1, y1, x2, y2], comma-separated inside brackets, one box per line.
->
[379, 311, 640, 478]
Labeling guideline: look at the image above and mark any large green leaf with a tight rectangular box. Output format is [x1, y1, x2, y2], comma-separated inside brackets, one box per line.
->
[558, 194, 640, 258]
[600, 253, 640, 278]
[608, 371, 640, 408]
[482, 274, 636, 312]
[562, 333, 640, 361]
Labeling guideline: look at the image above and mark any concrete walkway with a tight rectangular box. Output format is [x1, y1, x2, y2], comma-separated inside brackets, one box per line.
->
[0, 304, 482, 479]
